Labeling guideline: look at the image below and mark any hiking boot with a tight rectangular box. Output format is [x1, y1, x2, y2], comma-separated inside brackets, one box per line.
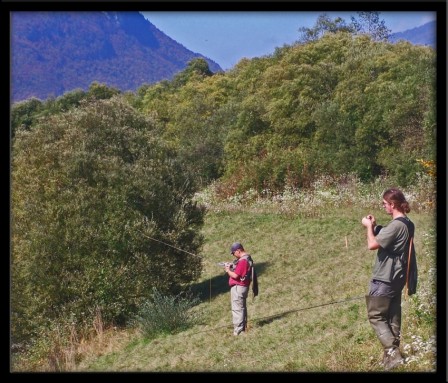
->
[383, 347, 404, 370]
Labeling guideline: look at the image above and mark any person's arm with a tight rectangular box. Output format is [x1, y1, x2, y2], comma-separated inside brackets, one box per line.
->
[225, 263, 240, 280]
[362, 215, 380, 250]
[226, 268, 240, 279]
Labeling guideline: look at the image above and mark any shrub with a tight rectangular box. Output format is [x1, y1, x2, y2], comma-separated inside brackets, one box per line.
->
[11, 96, 205, 347]
[132, 288, 201, 340]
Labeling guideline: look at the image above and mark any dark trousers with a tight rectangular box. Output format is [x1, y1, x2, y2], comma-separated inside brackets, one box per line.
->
[366, 279, 405, 349]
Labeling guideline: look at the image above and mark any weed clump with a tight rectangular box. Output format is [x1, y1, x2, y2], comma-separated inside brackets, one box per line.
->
[132, 288, 201, 340]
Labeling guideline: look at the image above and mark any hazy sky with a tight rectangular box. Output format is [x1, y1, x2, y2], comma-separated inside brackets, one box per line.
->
[142, 11, 437, 70]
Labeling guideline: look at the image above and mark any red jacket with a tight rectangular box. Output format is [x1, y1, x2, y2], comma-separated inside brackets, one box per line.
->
[229, 256, 251, 287]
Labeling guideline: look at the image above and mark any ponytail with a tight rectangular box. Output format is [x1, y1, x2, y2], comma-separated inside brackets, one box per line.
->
[383, 188, 410, 214]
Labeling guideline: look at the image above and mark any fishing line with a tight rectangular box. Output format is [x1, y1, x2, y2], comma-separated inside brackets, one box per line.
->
[252, 295, 365, 324]
[138, 230, 368, 329]
[182, 295, 366, 336]
[139, 230, 213, 304]
[139, 231, 203, 259]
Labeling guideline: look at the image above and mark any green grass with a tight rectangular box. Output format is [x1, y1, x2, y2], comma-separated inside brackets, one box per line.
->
[75, 202, 436, 372]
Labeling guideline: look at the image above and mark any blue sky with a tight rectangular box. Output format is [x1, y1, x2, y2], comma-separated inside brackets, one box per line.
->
[142, 11, 437, 70]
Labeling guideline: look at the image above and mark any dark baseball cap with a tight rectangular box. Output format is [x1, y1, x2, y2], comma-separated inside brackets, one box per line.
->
[230, 242, 243, 254]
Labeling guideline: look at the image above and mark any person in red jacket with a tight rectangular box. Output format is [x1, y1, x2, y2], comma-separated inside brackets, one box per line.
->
[225, 242, 253, 336]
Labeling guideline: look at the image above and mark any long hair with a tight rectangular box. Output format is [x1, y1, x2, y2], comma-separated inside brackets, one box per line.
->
[383, 188, 411, 214]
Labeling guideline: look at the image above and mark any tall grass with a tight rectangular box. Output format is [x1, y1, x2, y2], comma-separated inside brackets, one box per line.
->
[131, 288, 201, 340]
[194, 173, 436, 216]
[14, 174, 437, 372]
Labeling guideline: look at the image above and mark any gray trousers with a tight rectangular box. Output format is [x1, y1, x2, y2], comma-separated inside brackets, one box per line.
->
[230, 285, 249, 334]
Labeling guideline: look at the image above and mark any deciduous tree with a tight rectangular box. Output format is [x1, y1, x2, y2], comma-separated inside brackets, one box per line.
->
[12, 96, 205, 345]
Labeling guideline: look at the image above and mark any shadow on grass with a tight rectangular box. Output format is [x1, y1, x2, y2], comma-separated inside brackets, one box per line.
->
[255, 309, 298, 327]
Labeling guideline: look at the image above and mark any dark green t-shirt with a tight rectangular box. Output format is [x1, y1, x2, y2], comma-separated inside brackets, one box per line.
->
[372, 217, 412, 283]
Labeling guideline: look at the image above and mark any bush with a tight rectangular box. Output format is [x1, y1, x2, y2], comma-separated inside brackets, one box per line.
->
[11, 96, 205, 346]
[132, 288, 201, 339]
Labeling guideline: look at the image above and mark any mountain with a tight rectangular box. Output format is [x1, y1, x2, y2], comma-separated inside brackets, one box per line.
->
[11, 13, 436, 104]
[11, 11, 222, 103]
[389, 20, 436, 49]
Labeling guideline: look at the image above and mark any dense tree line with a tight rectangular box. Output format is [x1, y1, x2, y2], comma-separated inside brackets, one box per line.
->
[11, 28, 435, 356]
[129, 34, 435, 193]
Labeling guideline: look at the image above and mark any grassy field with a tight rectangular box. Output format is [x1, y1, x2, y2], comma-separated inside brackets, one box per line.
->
[73, 197, 437, 373]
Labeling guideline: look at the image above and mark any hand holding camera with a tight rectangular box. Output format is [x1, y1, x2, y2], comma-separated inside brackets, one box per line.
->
[217, 262, 234, 272]
[362, 214, 376, 227]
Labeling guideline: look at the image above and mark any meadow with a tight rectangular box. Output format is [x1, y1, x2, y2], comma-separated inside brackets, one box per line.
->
[69, 175, 437, 373]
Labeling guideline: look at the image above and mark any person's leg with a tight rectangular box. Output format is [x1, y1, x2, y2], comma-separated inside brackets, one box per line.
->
[242, 292, 248, 331]
[231, 285, 248, 335]
[384, 287, 405, 370]
[365, 295, 396, 349]
[366, 280, 404, 370]
[389, 293, 402, 348]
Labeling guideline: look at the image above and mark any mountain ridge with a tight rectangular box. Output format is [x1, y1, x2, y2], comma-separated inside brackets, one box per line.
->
[389, 20, 436, 48]
[11, 13, 435, 104]
[11, 11, 222, 103]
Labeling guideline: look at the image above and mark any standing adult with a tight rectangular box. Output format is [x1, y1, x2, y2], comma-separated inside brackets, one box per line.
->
[361, 188, 416, 370]
[224, 242, 254, 336]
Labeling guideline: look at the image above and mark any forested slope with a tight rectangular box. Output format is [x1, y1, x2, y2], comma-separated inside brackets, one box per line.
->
[11, 31, 437, 371]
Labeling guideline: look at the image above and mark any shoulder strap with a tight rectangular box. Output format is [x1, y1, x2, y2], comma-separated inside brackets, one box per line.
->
[405, 237, 414, 296]
[395, 216, 415, 237]
[240, 254, 253, 266]
[395, 217, 415, 296]
[238, 255, 255, 283]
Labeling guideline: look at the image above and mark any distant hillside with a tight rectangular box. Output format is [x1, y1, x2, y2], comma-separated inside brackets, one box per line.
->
[389, 20, 436, 48]
[11, 11, 222, 103]
[11, 12, 436, 104]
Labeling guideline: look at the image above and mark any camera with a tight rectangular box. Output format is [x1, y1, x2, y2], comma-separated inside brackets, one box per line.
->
[374, 225, 383, 236]
[217, 262, 234, 270]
